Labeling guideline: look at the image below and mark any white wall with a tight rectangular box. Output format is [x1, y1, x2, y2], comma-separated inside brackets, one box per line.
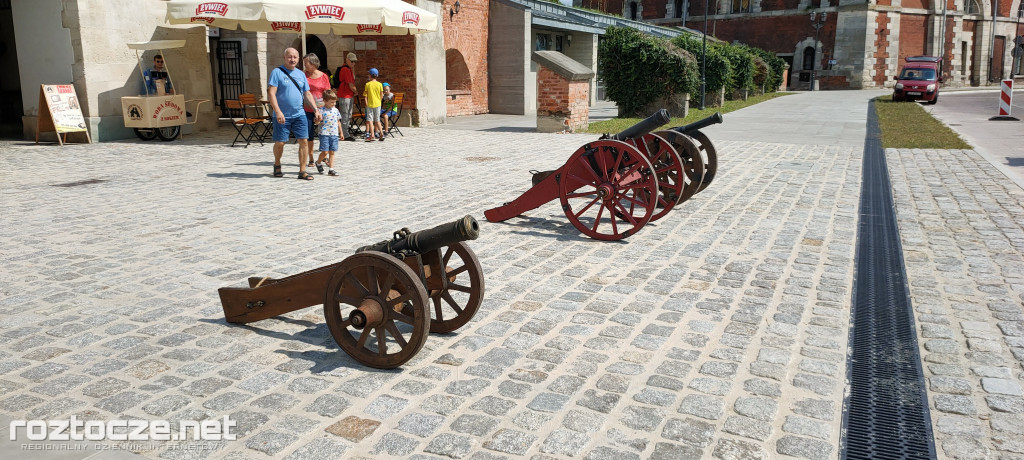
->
[415, 0, 446, 125]
[12, 0, 74, 118]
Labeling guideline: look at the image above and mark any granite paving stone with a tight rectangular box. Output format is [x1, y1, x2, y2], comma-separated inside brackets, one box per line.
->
[0, 93, 1017, 459]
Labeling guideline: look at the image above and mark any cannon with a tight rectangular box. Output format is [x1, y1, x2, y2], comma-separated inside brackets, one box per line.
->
[218, 216, 484, 369]
[484, 111, 723, 240]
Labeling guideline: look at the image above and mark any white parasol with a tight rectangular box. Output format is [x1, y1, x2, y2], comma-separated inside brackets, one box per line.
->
[165, 0, 438, 35]
[165, 0, 439, 55]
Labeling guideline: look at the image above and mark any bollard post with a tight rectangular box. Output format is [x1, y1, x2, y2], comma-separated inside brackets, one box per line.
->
[991, 79, 1019, 120]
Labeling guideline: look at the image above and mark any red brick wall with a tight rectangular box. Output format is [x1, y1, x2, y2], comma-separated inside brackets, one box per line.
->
[444, 0, 489, 116]
[873, 12, 893, 85]
[641, 0, 667, 19]
[537, 67, 567, 115]
[898, 14, 927, 61]
[537, 66, 590, 132]
[355, 35, 418, 113]
[902, 0, 928, 10]
[581, 0, 626, 15]
[689, 16, 835, 54]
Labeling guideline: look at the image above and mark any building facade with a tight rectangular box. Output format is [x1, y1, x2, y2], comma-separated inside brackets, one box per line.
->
[581, 0, 1024, 89]
[0, 0, 491, 141]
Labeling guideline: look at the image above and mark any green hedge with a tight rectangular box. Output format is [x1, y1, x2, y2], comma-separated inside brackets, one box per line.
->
[599, 27, 786, 110]
[670, 35, 730, 95]
[598, 26, 699, 116]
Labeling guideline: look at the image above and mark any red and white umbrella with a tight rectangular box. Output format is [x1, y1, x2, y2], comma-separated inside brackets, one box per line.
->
[165, 0, 438, 36]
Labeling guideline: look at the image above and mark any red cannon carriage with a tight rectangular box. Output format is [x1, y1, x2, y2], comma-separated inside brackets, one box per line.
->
[218, 216, 484, 369]
[485, 111, 723, 240]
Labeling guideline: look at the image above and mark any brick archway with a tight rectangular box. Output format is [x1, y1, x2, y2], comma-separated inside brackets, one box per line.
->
[446, 48, 472, 92]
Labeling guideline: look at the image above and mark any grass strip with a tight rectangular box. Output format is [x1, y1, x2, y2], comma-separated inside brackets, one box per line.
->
[874, 95, 971, 149]
[583, 91, 793, 134]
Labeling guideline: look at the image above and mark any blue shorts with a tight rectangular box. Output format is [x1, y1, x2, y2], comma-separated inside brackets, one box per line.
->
[272, 115, 308, 142]
[305, 111, 318, 141]
[319, 135, 339, 152]
[384, 110, 396, 118]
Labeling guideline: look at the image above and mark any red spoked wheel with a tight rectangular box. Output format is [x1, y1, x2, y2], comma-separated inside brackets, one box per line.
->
[323, 252, 430, 369]
[688, 130, 718, 192]
[654, 130, 703, 204]
[557, 140, 658, 240]
[629, 133, 687, 222]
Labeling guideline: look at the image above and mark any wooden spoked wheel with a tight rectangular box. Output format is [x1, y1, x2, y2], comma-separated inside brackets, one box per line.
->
[419, 242, 485, 333]
[629, 133, 687, 222]
[323, 252, 430, 369]
[688, 130, 718, 192]
[654, 130, 704, 204]
[558, 140, 659, 240]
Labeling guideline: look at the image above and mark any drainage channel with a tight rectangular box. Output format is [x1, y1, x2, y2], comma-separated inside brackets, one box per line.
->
[840, 100, 937, 460]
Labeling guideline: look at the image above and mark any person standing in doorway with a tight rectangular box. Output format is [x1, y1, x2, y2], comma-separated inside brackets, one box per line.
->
[334, 52, 358, 142]
[268, 47, 321, 180]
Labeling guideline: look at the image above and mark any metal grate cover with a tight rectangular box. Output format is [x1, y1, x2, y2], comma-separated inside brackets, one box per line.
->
[840, 101, 937, 460]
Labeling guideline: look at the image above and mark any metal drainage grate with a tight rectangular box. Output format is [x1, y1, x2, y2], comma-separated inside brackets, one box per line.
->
[52, 179, 107, 188]
[841, 101, 937, 460]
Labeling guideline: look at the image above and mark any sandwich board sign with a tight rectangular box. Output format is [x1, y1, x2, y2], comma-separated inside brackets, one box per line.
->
[36, 84, 92, 146]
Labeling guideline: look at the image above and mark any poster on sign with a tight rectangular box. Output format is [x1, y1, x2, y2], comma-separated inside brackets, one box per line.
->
[36, 84, 91, 146]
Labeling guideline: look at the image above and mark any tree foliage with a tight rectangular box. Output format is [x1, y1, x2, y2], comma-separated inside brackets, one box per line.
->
[670, 35, 730, 94]
[598, 26, 699, 116]
[598, 26, 787, 113]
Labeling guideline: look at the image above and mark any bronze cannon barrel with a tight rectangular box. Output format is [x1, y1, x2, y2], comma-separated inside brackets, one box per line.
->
[357, 215, 480, 256]
[609, 109, 671, 141]
[672, 112, 723, 135]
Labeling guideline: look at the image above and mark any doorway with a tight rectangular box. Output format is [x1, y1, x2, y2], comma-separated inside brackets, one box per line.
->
[305, 35, 328, 73]
[0, 0, 23, 138]
[993, 35, 1005, 81]
[216, 40, 244, 117]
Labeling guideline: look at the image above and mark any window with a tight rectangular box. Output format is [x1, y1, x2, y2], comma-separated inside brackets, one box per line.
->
[629, 1, 638, 20]
[964, 0, 981, 14]
[536, 34, 552, 51]
[732, 0, 750, 13]
[556, 35, 564, 52]
[961, 41, 968, 73]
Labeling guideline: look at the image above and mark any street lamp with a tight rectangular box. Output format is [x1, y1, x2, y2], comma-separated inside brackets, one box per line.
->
[810, 12, 826, 91]
[701, 0, 709, 109]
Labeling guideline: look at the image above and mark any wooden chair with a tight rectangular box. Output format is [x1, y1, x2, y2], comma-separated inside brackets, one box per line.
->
[225, 99, 264, 148]
[385, 92, 404, 137]
[238, 93, 271, 141]
[350, 96, 366, 137]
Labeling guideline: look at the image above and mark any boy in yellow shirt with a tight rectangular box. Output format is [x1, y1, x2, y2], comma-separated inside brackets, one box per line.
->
[363, 68, 384, 142]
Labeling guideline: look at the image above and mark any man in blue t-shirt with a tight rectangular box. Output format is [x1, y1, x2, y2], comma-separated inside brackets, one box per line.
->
[268, 47, 321, 180]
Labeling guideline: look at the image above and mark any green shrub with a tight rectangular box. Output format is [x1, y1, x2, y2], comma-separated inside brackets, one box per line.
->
[670, 35, 730, 95]
[598, 26, 699, 116]
[741, 45, 786, 92]
[719, 44, 756, 95]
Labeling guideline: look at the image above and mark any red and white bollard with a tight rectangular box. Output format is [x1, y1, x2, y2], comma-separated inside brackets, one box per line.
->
[996, 79, 1014, 118]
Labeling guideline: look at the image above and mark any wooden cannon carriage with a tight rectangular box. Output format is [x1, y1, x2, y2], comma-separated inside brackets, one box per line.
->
[484, 110, 724, 240]
[218, 216, 484, 369]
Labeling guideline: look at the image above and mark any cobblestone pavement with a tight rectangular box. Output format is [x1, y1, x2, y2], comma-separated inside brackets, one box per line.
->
[0, 90, 1021, 460]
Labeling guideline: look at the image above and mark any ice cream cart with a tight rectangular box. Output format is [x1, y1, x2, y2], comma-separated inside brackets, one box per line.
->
[121, 40, 208, 141]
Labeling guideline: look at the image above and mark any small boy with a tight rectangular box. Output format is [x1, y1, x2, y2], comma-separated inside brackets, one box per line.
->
[381, 82, 397, 135]
[315, 89, 342, 176]
[363, 68, 385, 142]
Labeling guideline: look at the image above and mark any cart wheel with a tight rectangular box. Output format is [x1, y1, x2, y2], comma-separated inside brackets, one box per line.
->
[133, 128, 157, 141]
[558, 140, 658, 240]
[629, 133, 686, 222]
[654, 130, 703, 204]
[418, 242, 484, 333]
[323, 252, 430, 369]
[155, 126, 181, 141]
[688, 130, 718, 192]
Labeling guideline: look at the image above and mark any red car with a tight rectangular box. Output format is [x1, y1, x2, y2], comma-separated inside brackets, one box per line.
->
[893, 56, 942, 104]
